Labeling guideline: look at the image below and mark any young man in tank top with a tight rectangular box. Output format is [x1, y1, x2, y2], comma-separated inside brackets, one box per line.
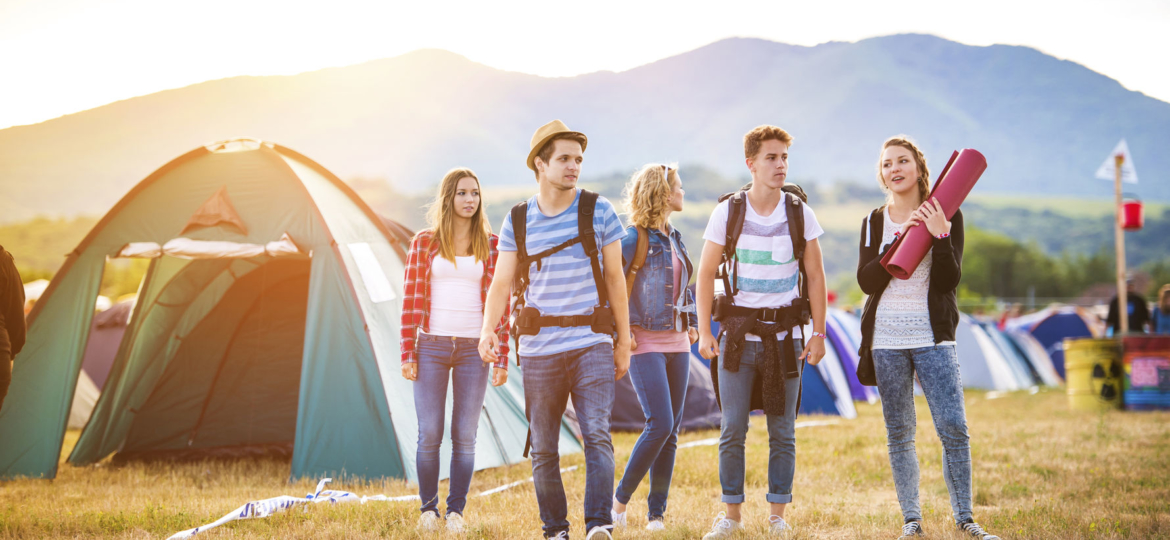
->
[479, 120, 631, 540]
[694, 125, 828, 538]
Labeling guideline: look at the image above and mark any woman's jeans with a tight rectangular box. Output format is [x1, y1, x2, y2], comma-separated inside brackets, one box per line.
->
[614, 351, 690, 520]
[717, 338, 802, 504]
[872, 344, 973, 524]
[414, 334, 490, 516]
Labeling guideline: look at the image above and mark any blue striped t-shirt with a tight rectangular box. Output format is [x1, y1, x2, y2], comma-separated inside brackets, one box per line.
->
[499, 190, 626, 357]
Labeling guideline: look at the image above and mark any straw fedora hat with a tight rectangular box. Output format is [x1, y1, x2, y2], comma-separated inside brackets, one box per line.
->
[527, 120, 587, 171]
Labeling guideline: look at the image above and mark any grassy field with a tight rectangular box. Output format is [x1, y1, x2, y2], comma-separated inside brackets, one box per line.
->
[2, 389, 1168, 539]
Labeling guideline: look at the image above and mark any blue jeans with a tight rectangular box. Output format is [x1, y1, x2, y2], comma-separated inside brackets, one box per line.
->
[414, 334, 490, 516]
[872, 344, 973, 524]
[523, 343, 615, 537]
[717, 338, 802, 504]
[615, 351, 690, 520]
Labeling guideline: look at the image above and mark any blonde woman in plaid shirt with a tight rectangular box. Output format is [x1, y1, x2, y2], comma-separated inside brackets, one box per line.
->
[400, 167, 510, 533]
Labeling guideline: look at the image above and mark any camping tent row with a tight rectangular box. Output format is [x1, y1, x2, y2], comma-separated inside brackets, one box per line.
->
[0, 139, 579, 481]
[954, 314, 1064, 391]
[1005, 305, 1102, 378]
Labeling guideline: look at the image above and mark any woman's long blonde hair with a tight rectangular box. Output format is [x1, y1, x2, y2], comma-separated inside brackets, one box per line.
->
[623, 163, 678, 230]
[424, 168, 492, 263]
[877, 136, 931, 206]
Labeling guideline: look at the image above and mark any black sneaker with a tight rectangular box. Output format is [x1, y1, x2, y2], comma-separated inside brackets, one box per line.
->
[898, 520, 924, 539]
[958, 520, 1001, 540]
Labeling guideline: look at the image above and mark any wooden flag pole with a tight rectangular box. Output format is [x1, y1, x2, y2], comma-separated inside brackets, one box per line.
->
[1115, 153, 1128, 335]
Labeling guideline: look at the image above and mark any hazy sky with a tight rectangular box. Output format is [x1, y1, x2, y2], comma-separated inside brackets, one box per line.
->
[2, 0, 1167, 130]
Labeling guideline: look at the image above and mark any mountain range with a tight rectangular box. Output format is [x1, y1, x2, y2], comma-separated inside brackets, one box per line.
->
[2, 33, 1167, 223]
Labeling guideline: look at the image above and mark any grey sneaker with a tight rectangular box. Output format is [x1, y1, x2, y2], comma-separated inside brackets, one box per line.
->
[417, 510, 440, 531]
[445, 512, 465, 534]
[768, 515, 792, 537]
[645, 519, 665, 531]
[546, 531, 569, 540]
[899, 520, 924, 538]
[959, 520, 1001, 540]
[585, 525, 614, 539]
[702, 512, 743, 539]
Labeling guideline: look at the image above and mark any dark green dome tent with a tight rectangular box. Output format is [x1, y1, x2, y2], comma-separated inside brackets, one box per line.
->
[0, 139, 579, 480]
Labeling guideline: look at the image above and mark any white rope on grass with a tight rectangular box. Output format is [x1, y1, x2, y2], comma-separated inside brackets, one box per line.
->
[167, 466, 579, 539]
[167, 419, 840, 538]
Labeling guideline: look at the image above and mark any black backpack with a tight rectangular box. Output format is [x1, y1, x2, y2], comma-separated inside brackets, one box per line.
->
[508, 189, 615, 356]
[715, 183, 810, 312]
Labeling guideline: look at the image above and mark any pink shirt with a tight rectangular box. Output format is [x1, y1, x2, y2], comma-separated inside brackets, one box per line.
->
[631, 243, 691, 354]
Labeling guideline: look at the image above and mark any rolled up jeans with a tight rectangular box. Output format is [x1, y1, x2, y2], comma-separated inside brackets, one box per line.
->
[872, 344, 972, 524]
[523, 342, 616, 536]
[413, 334, 490, 517]
[717, 337, 802, 504]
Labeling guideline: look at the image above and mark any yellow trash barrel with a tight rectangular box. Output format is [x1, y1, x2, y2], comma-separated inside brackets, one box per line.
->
[1064, 338, 1122, 411]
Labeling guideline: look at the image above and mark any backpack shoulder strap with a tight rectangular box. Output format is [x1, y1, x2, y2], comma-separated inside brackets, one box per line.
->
[724, 192, 747, 262]
[577, 190, 608, 307]
[510, 201, 529, 262]
[625, 225, 649, 300]
[784, 192, 806, 261]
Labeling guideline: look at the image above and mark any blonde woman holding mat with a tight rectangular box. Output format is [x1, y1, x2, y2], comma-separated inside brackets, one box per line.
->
[400, 167, 510, 534]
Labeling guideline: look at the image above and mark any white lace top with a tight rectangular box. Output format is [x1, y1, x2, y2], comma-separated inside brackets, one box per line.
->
[873, 211, 936, 349]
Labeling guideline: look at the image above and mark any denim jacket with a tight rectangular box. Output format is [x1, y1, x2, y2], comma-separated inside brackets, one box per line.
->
[620, 225, 697, 331]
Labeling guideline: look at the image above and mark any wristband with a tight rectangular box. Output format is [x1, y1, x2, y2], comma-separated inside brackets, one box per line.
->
[809, 331, 827, 339]
[935, 232, 950, 239]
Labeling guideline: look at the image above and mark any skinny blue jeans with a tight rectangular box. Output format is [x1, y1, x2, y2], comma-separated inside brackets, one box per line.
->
[523, 343, 616, 537]
[717, 338, 802, 504]
[872, 344, 973, 524]
[614, 351, 690, 520]
[414, 334, 490, 517]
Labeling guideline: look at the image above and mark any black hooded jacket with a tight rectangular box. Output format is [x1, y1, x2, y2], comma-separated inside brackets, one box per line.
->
[855, 208, 964, 385]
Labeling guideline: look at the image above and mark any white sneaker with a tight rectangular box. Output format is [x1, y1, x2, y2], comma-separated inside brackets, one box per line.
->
[548, 532, 570, 540]
[446, 512, 465, 534]
[611, 508, 627, 528]
[768, 515, 792, 537]
[702, 512, 742, 539]
[585, 525, 614, 539]
[417, 510, 440, 531]
[645, 519, 665, 531]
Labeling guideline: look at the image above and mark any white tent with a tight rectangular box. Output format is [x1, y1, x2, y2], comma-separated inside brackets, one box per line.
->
[956, 315, 1026, 391]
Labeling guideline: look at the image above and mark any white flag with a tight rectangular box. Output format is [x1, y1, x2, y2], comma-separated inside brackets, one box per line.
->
[1095, 139, 1138, 184]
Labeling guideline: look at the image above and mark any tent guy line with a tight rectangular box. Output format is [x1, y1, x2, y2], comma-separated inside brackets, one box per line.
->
[168, 466, 580, 539]
[167, 420, 845, 538]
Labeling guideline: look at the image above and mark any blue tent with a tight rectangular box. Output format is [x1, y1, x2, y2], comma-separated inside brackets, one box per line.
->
[1007, 306, 1100, 378]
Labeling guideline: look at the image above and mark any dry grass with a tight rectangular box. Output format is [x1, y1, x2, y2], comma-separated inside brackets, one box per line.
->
[2, 389, 1168, 539]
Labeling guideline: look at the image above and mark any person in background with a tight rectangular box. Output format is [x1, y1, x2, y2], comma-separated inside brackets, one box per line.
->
[400, 167, 510, 534]
[0, 244, 26, 413]
[856, 136, 999, 540]
[611, 164, 698, 532]
[1106, 276, 1150, 335]
[1151, 285, 1170, 334]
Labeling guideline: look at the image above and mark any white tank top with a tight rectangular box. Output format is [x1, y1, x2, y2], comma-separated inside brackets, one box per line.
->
[427, 255, 484, 338]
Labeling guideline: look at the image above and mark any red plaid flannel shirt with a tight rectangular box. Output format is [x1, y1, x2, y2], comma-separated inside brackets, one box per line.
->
[400, 230, 510, 368]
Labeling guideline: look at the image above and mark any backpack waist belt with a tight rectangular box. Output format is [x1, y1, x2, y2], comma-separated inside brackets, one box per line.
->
[514, 306, 615, 337]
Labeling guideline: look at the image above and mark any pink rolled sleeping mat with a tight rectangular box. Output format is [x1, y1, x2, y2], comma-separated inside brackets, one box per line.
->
[880, 149, 987, 280]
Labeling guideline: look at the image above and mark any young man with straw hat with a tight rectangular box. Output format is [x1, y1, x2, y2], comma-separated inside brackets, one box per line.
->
[479, 120, 631, 540]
